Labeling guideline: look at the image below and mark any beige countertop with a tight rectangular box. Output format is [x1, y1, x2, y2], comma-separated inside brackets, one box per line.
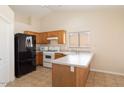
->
[52, 52, 94, 68]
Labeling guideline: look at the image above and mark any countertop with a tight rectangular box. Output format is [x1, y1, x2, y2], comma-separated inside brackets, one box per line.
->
[51, 52, 94, 68]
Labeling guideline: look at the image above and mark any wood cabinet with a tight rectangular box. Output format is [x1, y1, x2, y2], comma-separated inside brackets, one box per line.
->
[36, 33, 42, 44]
[58, 31, 66, 44]
[40, 32, 49, 44]
[24, 30, 66, 44]
[24, 31, 34, 35]
[36, 52, 43, 65]
[55, 53, 66, 59]
[24, 31, 42, 44]
[47, 31, 58, 37]
[47, 30, 66, 44]
[52, 64, 90, 87]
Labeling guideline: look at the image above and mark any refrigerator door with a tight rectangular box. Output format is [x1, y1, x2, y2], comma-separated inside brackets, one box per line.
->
[15, 33, 36, 77]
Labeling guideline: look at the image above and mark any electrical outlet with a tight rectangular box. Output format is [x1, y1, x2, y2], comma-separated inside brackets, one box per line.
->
[70, 66, 74, 72]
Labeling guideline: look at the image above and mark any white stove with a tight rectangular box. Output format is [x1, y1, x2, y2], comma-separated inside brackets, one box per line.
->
[41, 46, 60, 68]
[43, 52, 55, 68]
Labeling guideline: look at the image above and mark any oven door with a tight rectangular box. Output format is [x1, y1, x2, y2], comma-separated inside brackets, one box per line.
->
[43, 53, 54, 62]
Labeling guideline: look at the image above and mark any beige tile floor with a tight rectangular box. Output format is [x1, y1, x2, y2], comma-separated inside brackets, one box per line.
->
[7, 66, 52, 87]
[86, 71, 124, 87]
[7, 66, 124, 87]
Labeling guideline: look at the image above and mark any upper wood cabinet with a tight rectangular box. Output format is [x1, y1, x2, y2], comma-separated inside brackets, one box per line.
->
[47, 31, 59, 37]
[24, 31, 42, 44]
[58, 31, 66, 44]
[47, 30, 66, 44]
[24, 30, 66, 44]
[24, 31, 35, 35]
[40, 32, 49, 44]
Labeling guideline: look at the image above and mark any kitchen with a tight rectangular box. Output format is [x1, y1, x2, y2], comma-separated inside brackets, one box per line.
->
[13, 29, 93, 86]
[0, 5, 124, 87]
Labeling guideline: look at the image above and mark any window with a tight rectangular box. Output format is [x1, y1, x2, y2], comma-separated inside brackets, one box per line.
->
[69, 32, 79, 47]
[69, 31, 90, 48]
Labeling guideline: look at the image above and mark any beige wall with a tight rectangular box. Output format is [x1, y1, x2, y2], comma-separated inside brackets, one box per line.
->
[15, 15, 42, 33]
[39, 10, 124, 75]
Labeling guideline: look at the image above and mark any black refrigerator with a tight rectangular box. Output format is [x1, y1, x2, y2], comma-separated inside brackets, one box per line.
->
[15, 33, 36, 78]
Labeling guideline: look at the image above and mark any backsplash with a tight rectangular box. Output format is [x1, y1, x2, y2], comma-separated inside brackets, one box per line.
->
[36, 44, 41, 51]
[36, 44, 67, 51]
[36, 37, 92, 52]
[36, 43, 92, 52]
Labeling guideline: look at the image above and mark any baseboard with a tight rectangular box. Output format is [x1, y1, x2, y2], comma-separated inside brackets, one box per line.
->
[90, 68, 124, 76]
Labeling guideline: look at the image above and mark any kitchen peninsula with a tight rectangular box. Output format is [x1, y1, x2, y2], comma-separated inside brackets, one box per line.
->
[52, 52, 94, 87]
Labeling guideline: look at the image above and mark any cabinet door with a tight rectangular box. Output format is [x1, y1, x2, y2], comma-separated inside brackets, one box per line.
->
[40, 32, 49, 44]
[36, 52, 43, 65]
[36, 33, 41, 44]
[48, 31, 59, 37]
[52, 64, 76, 87]
[37, 34, 42, 44]
[58, 31, 66, 44]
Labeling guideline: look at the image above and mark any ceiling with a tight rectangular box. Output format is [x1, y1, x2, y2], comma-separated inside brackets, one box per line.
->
[10, 5, 124, 17]
[10, 5, 51, 17]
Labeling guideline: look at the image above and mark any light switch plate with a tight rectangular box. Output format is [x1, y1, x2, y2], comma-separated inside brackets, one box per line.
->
[70, 66, 74, 72]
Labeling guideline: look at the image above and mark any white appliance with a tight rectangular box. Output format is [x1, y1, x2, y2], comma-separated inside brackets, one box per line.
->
[43, 46, 60, 68]
[43, 52, 55, 68]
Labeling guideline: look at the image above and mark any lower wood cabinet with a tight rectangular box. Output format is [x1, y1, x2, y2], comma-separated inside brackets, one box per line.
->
[52, 64, 90, 87]
[36, 52, 43, 66]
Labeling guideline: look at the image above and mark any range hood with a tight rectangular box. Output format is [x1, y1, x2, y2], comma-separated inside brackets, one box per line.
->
[47, 37, 58, 40]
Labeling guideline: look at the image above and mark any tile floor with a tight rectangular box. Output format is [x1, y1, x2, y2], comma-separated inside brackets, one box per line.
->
[7, 66, 124, 87]
[7, 67, 52, 87]
[86, 71, 124, 87]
